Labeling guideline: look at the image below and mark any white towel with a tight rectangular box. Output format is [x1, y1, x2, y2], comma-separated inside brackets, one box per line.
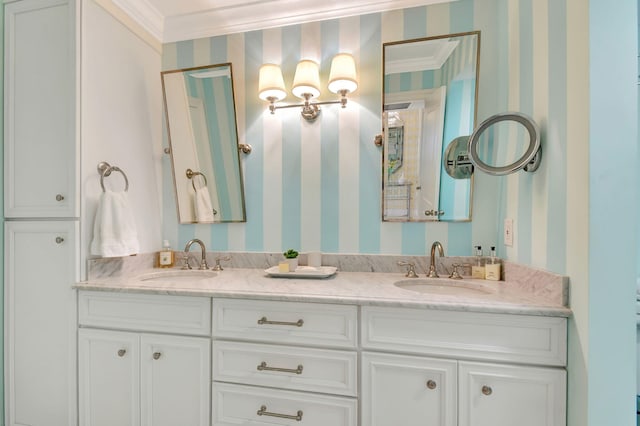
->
[90, 190, 140, 257]
[194, 186, 216, 222]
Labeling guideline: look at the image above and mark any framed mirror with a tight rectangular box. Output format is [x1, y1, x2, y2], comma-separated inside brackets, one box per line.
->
[382, 31, 480, 222]
[161, 63, 246, 223]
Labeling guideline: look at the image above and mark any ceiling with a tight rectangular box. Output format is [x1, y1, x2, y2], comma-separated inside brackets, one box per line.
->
[111, 0, 457, 43]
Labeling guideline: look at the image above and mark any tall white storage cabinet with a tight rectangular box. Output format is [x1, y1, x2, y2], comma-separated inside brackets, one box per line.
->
[5, 222, 78, 426]
[4, 0, 78, 218]
[4, 0, 79, 425]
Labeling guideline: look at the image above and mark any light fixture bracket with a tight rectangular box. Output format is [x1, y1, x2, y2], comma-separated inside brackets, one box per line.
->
[300, 100, 320, 122]
[266, 92, 350, 122]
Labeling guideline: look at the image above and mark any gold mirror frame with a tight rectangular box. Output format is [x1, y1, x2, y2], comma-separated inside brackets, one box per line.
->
[382, 31, 480, 222]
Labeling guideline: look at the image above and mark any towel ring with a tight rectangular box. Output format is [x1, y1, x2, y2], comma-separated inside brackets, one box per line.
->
[98, 162, 129, 192]
[186, 169, 208, 191]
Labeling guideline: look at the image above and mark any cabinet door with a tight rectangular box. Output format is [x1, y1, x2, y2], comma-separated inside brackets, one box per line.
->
[5, 220, 78, 426]
[4, 0, 78, 218]
[459, 361, 566, 426]
[140, 334, 211, 426]
[361, 352, 457, 426]
[78, 329, 140, 426]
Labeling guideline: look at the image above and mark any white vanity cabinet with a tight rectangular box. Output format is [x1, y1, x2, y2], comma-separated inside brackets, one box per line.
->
[361, 306, 567, 426]
[4, 0, 78, 218]
[74, 287, 569, 426]
[78, 291, 212, 426]
[211, 298, 359, 426]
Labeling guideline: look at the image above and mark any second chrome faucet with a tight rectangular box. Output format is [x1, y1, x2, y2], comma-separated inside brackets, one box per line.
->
[397, 241, 446, 278]
[427, 241, 444, 278]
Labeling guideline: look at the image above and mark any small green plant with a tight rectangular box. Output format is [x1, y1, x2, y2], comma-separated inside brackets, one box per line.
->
[283, 249, 299, 259]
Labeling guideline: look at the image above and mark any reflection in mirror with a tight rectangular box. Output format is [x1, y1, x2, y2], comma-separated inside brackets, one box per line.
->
[387, 117, 405, 175]
[162, 63, 246, 223]
[382, 31, 480, 222]
[444, 136, 474, 179]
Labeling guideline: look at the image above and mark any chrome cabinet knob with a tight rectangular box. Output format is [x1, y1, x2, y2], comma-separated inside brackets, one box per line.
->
[482, 385, 493, 396]
[55, 237, 64, 244]
[426, 380, 437, 390]
[56, 194, 64, 201]
[152, 352, 162, 360]
[117, 349, 126, 357]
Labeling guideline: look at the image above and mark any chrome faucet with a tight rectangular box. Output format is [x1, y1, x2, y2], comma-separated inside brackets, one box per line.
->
[182, 238, 209, 270]
[427, 241, 444, 278]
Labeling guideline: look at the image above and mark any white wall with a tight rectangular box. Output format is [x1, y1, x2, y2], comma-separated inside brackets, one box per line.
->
[80, 0, 163, 278]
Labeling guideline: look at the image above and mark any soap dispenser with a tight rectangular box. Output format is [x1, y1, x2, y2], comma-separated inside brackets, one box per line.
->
[485, 246, 501, 281]
[471, 245, 485, 279]
[158, 240, 175, 268]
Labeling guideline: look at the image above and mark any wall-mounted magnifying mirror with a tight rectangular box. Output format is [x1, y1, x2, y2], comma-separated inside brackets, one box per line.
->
[161, 63, 247, 223]
[467, 112, 541, 176]
[382, 31, 480, 222]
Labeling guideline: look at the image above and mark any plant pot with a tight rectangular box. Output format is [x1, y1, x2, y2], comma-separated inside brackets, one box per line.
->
[286, 258, 298, 271]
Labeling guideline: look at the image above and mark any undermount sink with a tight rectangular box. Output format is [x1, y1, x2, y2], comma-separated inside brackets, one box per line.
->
[136, 269, 217, 284]
[394, 278, 493, 296]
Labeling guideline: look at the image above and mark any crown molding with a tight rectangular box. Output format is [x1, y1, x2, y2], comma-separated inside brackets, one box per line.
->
[385, 40, 458, 74]
[112, 0, 458, 44]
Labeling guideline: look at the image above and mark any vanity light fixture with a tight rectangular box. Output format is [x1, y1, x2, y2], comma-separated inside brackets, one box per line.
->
[258, 53, 358, 122]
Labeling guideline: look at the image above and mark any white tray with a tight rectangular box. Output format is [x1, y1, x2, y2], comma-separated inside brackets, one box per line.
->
[264, 265, 337, 279]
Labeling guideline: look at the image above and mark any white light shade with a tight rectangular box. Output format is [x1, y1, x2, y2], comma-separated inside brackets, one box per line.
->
[292, 60, 321, 99]
[258, 64, 286, 101]
[328, 53, 358, 94]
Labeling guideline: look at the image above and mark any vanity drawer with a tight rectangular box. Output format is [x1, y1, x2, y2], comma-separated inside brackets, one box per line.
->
[212, 299, 357, 348]
[79, 291, 211, 335]
[212, 382, 357, 426]
[212, 340, 357, 396]
[362, 306, 567, 366]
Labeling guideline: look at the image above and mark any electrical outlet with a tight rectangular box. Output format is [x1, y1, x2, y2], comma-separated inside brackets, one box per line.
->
[504, 218, 514, 247]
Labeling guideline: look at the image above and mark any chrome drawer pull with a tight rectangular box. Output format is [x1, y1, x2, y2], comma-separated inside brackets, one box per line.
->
[117, 349, 126, 357]
[56, 194, 65, 201]
[55, 237, 64, 244]
[482, 385, 493, 396]
[257, 316, 304, 327]
[257, 361, 303, 375]
[152, 352, 162, 360]
[426, 380, 437, 390]
[257, 405, 303, 421]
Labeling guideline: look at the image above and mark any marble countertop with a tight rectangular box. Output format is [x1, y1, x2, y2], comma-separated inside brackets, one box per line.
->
[75, 266, 571, 318]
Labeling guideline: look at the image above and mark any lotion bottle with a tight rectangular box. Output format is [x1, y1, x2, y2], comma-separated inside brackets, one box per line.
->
[485, 246, 501, 281]
[158, 240, 175, 268]
[471, 246, 485, 279]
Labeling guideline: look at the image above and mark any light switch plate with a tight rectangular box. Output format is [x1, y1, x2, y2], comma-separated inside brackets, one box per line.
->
[504, 218, 514, 246]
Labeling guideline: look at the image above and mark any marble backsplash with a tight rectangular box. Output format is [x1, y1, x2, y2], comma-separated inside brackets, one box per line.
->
[87, 251, 480, 279]
[87, 251, 568, 303]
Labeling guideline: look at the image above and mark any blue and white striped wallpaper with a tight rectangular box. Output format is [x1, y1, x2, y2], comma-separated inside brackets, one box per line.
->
[161, 0, 571, 275]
